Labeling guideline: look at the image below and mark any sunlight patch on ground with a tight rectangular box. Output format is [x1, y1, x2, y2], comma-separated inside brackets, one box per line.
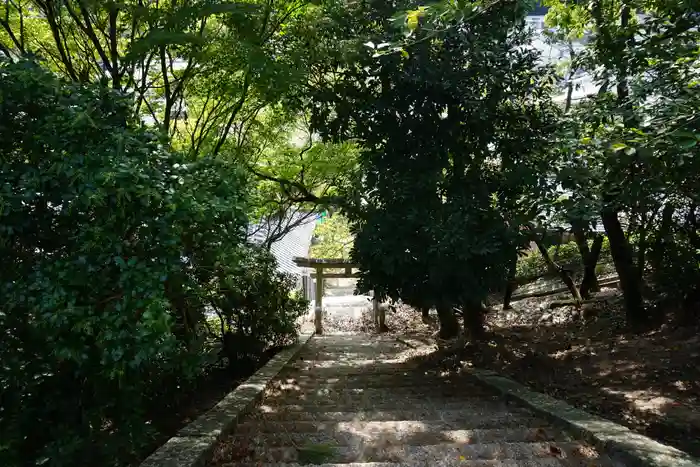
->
[601, 387, 676, 415]
[595, 360, 642, 378]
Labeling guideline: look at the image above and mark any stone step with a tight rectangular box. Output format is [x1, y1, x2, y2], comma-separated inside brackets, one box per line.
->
[287, 362, 423, 372]
[304, 335, 391, 343]
[296, 355, 414, 362]
[226, 461, 584, 467]
[240, 409, 543, 430]
[301, 339, 405, 348]
[279, 367, 455, 380]
[272, 376, 492, 391]
[324, 288, 358, 296]
[223, 441, 607, 464]
[284, 361, 428, 372]
[277, 367, 451, 380]
[261, 391, 504, 407]
[298, 344, 407, 356]
[231, 426, 571, 448]
[255, 396, 518, 413]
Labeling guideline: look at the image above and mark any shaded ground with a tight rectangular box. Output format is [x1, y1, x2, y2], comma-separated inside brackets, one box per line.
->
[209, 334, 621, 466]
[436, 287, 700, 458]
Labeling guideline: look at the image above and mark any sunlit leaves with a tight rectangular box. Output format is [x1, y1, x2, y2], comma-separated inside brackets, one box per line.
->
[542, 0, 591, 40]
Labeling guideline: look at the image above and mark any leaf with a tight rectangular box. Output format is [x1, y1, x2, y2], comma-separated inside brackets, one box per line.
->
[407, 11, 420, 30]
[679, 139, 697, 149]
[611, 142, 627, 152]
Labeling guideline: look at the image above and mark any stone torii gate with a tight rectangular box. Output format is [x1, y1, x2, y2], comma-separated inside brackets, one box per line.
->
[292, 257, 385, 335]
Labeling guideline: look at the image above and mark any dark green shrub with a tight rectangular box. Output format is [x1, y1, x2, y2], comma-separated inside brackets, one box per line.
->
[0, 60, 204, 466]
[0, 60, 302, 467]
[207, 245, 308, 368]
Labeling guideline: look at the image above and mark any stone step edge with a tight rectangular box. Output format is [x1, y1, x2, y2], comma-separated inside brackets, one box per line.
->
[245, 405, 537, 422]
[228, 426, 570, 446]
[233, 441, 590, 463]
[468, 367, 700, 467]
[232, 461, 566, 467]
[139, 332, 315, 467]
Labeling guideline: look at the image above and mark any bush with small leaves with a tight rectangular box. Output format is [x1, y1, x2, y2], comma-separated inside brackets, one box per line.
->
[0, 60, 303, 466]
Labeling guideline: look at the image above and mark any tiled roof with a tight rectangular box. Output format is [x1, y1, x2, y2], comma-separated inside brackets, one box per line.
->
[248, 212, 318, 276]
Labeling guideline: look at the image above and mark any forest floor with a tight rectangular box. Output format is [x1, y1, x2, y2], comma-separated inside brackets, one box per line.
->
[471, 286, 700, 458]
[321, 284, 700, 459]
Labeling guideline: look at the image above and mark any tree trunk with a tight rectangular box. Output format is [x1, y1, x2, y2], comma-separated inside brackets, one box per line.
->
[571, 221, 602, 298]
[601, 207, 646, 325]
[580, 234, 604, 299]
[637, 227, 648, 283]
[651, 203, 675, 272]
[572, 222, 591, 261]
[462, 300, 486, 340]
[503, 280, 516, 310]
[436, 303, 459, 339]
[534, 239, 583, 303]
[503, 248, 518, 309]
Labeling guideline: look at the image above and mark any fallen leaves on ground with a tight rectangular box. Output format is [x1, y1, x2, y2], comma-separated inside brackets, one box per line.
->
[473, 287, 700, 458]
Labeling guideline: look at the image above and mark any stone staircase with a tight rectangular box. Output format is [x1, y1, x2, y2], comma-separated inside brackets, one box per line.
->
[208, 334, 625, 467]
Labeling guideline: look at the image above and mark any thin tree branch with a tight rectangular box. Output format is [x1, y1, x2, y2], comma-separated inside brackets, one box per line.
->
[36, 0, 79, 80]
[0, 39, 12, 58]
[0, 1, 23, 54]
[64, 0, 113, 75]
[160, 45, 172, 131]
[212, 69, 251, 156]
[108, 2, 120, 89]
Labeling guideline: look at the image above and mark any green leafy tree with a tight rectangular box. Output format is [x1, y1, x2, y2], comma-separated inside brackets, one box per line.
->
[541, 0, 700, 324]
[309, 0, 559, 338]
[310, 214, 353, 259]
[0, 0, 358, 246]
[0, 59, 212, 465]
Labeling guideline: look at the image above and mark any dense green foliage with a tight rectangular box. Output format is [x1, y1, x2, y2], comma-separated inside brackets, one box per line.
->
[305, 0, 700, 333]
[0, 0, 358, 244]
[0, 60, 305, 466]
[308, 0, 559, 337]
[540, 0, 700, 323]
[309, 214, 353, 259]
